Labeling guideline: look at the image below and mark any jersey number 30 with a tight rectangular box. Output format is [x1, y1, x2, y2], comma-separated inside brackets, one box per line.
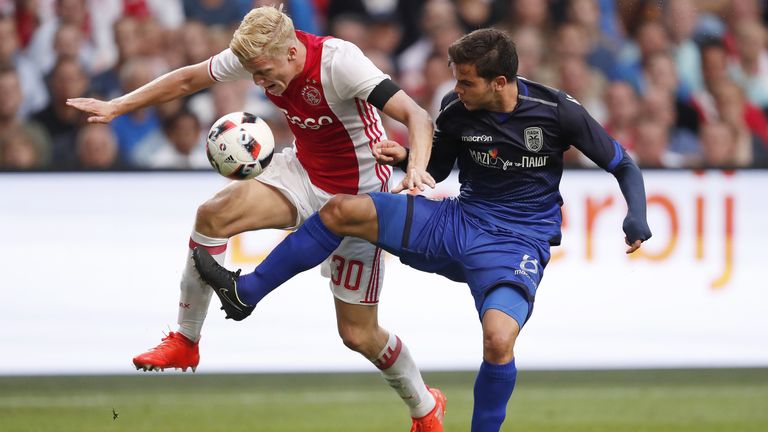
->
[330, 255, 363, 291]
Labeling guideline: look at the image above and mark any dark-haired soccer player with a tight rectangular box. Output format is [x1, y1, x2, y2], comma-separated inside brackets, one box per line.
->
[195, 28, 652, 432]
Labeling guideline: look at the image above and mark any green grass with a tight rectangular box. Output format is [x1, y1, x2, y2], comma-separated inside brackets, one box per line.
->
[0, 369, 766, 432]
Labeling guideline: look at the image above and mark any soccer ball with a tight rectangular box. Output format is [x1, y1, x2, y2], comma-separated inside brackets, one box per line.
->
[206, 112, 275, 180]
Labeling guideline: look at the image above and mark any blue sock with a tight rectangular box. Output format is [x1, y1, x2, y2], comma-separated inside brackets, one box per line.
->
[237, 213, 342, 305]
[471, 358, 517, 432]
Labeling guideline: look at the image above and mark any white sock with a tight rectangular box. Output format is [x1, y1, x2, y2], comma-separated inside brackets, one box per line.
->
[371, 332, 435, 418]
[177, 231, 228, 342]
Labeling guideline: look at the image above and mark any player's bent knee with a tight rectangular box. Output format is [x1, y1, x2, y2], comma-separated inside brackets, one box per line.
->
[319, 195, 360, 233]
[482, 330, 517, 364]
[195, 194, 238, 238]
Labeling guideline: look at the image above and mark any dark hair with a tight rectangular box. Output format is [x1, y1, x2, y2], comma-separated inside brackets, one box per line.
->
[698, 36, 725, 53]
[162, 108, 200, 133]
[447, 28, 518, 81]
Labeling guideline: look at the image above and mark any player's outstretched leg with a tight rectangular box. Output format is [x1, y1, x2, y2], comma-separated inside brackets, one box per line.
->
[192, 247, 252, 321]
[194, 213, 343, 318]
[132, 232, 227, 372]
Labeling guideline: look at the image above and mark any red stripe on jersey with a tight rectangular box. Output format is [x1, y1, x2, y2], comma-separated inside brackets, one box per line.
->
[363, 101, 392, 185]
[363, 247, 382, 303]
[374, 335, 402, 370]
[366, 101, 384, 142]
[363, 101, 390, 190]
[208, 56, 221, 82]
[356, 99, 387, 190]
[189, 238, 227, 255]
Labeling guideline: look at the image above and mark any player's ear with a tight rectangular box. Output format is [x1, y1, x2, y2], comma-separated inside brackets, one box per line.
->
[493, 76, 507, 91]
[287, 45, 297, 61]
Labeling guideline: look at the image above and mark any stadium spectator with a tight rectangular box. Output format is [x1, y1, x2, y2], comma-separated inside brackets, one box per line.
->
[642, 52, 700, 134]
[368, 13, 403, 66]
[504, 0, 550, 32]
[0, 14, 47, 118]
[698, 121, 739, 168]
[0, 65, 50, 158]
[662, 0, 704, 95]
[632, 116, 684, 168]
[74, 123, 122, 169]
[423, 51, 455, 118]
[142, 109, 208, 169]
[711, 80, 768, 166]
[510, 26, 545, 82]
[603, 81, 640, 152]
[557, 54, 607, 123]
[109, 57, 163, 166]
[181, 0, 245, 28]
[52, 22, 94, 73]
[89, 16, 143, 100]
[398, 0, 460, 96]
[566, 0, 622, 81]
[24, 0, 96, 74]
[0, 125, 48, 169]
[31, 56, 88, 169]
[616, 19, 670, 93]
[454, 0, 506, 32]
[180, 20, 214, 66]
[13, 0, 41, 48]
[640, 87, 700, 160]
[729, 19, 768, 109]
[328, 13, 370, 51]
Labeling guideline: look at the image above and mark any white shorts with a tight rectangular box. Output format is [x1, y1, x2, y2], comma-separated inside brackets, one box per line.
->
[256, 147, 387, 305]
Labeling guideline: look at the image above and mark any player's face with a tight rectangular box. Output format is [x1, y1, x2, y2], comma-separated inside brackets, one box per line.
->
[451, 63, 495, 111]
[244, 52, 296, 96]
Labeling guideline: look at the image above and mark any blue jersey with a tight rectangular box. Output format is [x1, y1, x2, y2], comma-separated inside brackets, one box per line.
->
[427, 78, 625, 246]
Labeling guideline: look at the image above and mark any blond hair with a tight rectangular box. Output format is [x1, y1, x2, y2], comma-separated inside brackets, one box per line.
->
[230, 5, 296, 64]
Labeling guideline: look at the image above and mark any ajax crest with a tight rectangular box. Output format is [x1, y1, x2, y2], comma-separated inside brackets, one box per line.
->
[301, 85, 322, 106]
[523, 127, 543, 152]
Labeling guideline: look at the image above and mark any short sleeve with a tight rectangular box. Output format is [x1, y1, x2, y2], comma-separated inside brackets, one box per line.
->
[327, 40, 390, 101]
[208, 48, 252, 82]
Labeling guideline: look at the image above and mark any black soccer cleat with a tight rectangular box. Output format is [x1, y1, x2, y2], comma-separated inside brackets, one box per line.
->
[192, 247, 255, 321]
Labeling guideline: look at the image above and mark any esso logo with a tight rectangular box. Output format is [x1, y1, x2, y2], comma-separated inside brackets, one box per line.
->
[279, 109, 333, 130]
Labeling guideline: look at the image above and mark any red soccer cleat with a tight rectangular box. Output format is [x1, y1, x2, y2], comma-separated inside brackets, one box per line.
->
[410, 387, 447, 432]
[132, 332, 200, 372]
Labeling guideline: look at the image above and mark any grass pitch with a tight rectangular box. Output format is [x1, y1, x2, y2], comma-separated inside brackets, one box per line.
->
[0, 369, 766, 432]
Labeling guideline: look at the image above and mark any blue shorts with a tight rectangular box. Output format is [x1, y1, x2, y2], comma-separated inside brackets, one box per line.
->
[370, 192, 551, 327]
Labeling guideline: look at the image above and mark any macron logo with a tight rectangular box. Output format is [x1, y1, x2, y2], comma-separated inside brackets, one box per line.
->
[461, 135, 493, 142]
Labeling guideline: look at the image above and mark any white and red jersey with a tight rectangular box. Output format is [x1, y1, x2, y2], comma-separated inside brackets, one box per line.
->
[207, 31, 391, 195]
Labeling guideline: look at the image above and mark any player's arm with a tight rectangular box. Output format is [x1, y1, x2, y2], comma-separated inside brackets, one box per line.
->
[377, 128, 459, 183]
[373, 85, 435, 192]
[559, 93, 652, 253]
[66, 61, 215, 123]
[377, 93, 461, 184]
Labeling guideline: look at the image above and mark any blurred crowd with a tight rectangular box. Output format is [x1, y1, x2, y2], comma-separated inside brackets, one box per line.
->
[1, 0, 768, 171]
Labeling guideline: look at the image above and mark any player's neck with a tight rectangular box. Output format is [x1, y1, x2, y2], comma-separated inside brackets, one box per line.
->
[489, 80, 519, 113]
[293, 40, 308, 76]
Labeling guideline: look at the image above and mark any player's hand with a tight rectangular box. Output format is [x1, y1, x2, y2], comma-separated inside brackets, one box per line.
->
[372, 140, 407, 165]
[623, 214, 652, 254]
[392, 166, 435, 193]
[66, 98, 121, 123]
